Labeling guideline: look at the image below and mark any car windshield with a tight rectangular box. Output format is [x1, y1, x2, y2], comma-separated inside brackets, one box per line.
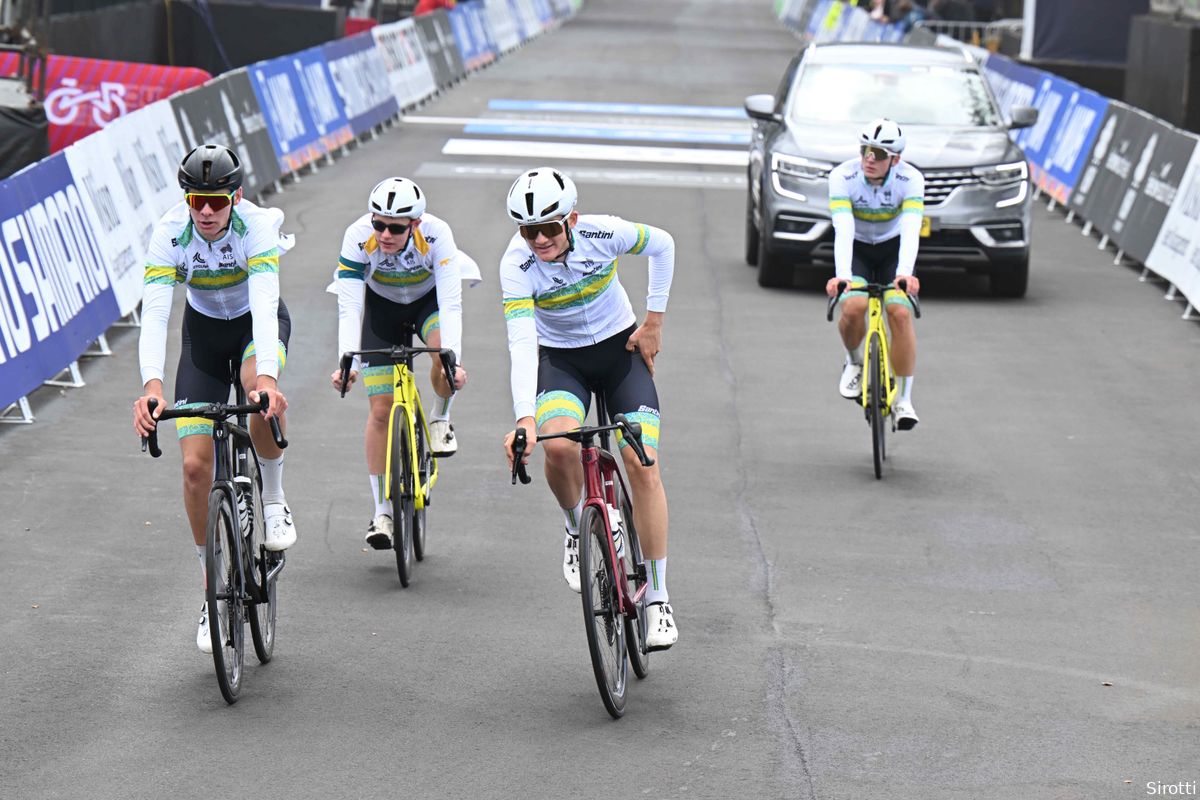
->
[787, 62, 1001, 127]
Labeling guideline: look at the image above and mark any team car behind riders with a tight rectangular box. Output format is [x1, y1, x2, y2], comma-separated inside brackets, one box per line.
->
[825, 118, 924, 429]
[132, 143, 297, 654]
[499, 167, 678, 650]
[330, 177, 475, 549]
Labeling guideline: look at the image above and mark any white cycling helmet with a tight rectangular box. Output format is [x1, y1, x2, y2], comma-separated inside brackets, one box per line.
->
[368, 177, 426, 219]
[860, 118, 905, 155]
[506, 167, 577, 224]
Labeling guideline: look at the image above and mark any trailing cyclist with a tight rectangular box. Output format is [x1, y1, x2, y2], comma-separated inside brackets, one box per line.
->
[499, 167, 679, 650]
[329, 177, 475, 550]
[826, 118, 925, 429]
[132, 143, 297, 654]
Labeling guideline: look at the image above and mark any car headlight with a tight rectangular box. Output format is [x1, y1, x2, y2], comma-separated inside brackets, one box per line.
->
[772, 153, 833, 181]
[972, 160, 1028, 186]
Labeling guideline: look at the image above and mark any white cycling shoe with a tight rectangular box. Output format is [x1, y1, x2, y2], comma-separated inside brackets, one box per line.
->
[893, 400, 919, 431]
[196, 605, 212, 654]
[563, 531, 581, 593]
[646, 602, 678, 651]
[264, 503, 297, 551]
[429, 419, 457, 457]
[365, 514, 393, 550]
[839, 361, 863, 400]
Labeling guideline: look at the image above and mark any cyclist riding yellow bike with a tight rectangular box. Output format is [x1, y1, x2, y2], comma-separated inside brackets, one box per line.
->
[500, 167, 678, 650]
[826, 118, 925, 429]
[330, 177, 475, 550]
[132, 143, 297, 654]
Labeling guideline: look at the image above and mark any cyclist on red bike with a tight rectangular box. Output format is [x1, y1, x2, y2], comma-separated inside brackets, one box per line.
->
[500, 167, 678, 650]
[826, 118, 925, 429]
[132, 144, 296, 653]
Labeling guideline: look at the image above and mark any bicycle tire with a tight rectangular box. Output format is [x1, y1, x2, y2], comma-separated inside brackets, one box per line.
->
[241, 450, 276, 664]
[868, 335, 884, 480]
[578, 504, 628, 718]
[206, 489, 244, 704]
[391, 409, 415, 587]
[617, 480, 650, 680]
[413, 413, 430, 562]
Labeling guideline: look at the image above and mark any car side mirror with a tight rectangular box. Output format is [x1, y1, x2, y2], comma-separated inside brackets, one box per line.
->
[1009, 106, 1038, 130]
[744, 94, 781, 123]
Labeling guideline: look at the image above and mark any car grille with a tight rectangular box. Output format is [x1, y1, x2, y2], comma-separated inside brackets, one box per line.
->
[919, 168, 980, 207]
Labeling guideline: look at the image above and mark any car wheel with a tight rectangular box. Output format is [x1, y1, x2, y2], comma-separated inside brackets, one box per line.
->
[756, 231, 793, 288]
[744, 188, 759, 266]
[990, 256, 1029, 298]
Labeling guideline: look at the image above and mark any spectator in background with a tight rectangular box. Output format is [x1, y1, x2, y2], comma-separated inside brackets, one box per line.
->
[893, 0, 928, 33]
[869, 0, 891, 23]
[414, 0, 455, 14]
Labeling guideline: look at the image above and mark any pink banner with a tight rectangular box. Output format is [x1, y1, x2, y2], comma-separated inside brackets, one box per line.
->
[0, 53, 210, 152]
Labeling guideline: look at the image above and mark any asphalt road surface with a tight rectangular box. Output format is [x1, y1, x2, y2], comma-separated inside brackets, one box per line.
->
[2, 1, 1197, 798]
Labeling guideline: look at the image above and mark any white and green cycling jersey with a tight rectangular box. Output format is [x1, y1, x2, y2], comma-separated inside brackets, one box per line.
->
[828, 158, 925, 280]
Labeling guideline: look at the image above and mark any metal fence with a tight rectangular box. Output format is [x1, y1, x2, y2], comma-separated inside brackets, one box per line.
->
[911, 17, 1023, 51]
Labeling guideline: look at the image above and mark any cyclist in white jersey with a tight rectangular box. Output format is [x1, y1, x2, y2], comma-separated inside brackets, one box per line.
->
[825, 118, 925, 429]
[329, 177, 473, 549]
[131, 144, 296, 654]
[500, 167, 678, 650]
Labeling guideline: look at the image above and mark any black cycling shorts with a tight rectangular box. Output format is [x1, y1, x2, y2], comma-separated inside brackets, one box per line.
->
[536, 324, 661, 450]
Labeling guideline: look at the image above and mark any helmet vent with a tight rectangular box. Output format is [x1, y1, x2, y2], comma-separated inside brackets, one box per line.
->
[524, 192, 535, 216]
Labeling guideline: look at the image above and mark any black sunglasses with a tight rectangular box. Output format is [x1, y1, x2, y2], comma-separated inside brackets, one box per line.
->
[372, 219, 412, 235]
[518, 220, 566, 241]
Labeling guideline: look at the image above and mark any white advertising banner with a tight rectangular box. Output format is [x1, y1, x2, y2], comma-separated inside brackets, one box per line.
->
[485, 0, 522, 53]
[62, 100, 187, 316]
[1145, 139, 1200, 307]
[373, 20, 438, 110]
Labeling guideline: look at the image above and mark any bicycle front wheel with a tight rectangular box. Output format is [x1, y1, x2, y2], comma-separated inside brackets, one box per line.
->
[578, 505, 628, 718]
[868, 335, 884, 480]
[240, 450, 276, 664]
[390, 410, 415, 587]
[617, 481, 650, 680]
[206, 489, 244, 704]
[413, 415, 430, 562]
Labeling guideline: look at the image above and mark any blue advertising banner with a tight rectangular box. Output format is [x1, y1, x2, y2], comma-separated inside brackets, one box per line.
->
[531, 0, 555, 25]
[984, 54, 1044, 122]
[507, 0, 531, 42]
[449, 2, 497, 71]
[249, 55, 325, 173]
[1035, 86, 1109, 203]
[321, 33, 400, 138]
[0, 153, 119, 407]
[288, 46, 354, 156]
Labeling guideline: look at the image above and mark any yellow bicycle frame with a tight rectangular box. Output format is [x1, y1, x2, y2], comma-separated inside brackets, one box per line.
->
[383, 359, 439, 511]
[860, 293, 896, 419]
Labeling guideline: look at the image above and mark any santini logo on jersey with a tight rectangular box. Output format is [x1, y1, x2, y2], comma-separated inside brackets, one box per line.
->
[518, 254, 536, 272]
[576, 229, 613, 240]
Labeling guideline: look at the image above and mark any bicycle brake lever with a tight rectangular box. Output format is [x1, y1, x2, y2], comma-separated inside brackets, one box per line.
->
[511, 429, 532, 485]
[440, 349, 458, 393]
[338, 353, 354, 398]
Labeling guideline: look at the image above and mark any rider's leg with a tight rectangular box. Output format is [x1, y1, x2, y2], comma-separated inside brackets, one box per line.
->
[886, 301, 916, 402]
[838, 294, 869, 360]
[365, 390, 393, 516]
[424, 328, 454, 418]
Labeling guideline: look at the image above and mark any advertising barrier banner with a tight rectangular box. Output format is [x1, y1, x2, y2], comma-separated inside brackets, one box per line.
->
[1031, 86, 1109, 204]
[249, 50, 351, 174]
[984, 54, 1043, 122]
[170, 70, 282, 199]
[449, 2, 499, 71]
[322, 32, 401, 137]
[0, 52, 209, 153]
[373, 19, 439, 110]
[1068, 102, 1149, 242]
[414, 10, 467, 90]
[1109, 120, 1198, 264]
[1146, 140, 1200, 301]
[0, 154, 118, 407]
[484, 0, 522, 53]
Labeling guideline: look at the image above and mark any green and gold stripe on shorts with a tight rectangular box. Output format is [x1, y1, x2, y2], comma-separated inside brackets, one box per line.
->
[535, 390, 585, 427]
[615, 410, 660, 451]
[174, 402, 212, 439]
[363, 365, 395, 397]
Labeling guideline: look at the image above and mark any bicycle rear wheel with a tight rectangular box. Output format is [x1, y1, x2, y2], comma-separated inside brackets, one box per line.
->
[413, 414, 430, 562]
[616, 480, 649, 680]
[391, 410, 415, 587]
[206, 488, 244, 704]
[240, 451, 276, 664]
[578, 504, 628, 718]
[868, 336, 884, 480]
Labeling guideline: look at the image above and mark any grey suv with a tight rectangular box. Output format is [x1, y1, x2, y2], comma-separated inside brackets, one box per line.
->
[744, 42, 1038, 296]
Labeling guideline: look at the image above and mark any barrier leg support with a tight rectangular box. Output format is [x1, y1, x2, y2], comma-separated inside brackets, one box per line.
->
[44, 361, 85, 388]
[1166, 285, 1178, 301]
[1138, 266, 1151, 281]
[1047, 197, 1056, 212]
[1082, 221, 1092, 237]
[1098, 235, 1109, 250]
[111, 307, 140, 328]
[1183, 303, 1198, 320]
[0, 397, 34, 423]
[1065, 210, 1074, 224]
[1115, 250, 1125, 266]
[81, 334, 111, 358]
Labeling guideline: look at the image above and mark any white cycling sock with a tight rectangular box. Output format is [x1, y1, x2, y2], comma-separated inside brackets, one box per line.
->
[369, 474, 389, 518]
[428, 394, 454, 422]
[258, 454, 285, 505]
[646, 557, 668, 605]
[847, 342, 864, 366]
[897, 375, 914, 404]
[563, 498, 584, 537]
[195, 544, 206, 584]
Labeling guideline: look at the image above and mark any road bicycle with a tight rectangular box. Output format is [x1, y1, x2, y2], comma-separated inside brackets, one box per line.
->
[142, 386, 288, 704]
[338, 326, 457, 587]
[827, 279, 921, 479]
[511, 394, 655, 719]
